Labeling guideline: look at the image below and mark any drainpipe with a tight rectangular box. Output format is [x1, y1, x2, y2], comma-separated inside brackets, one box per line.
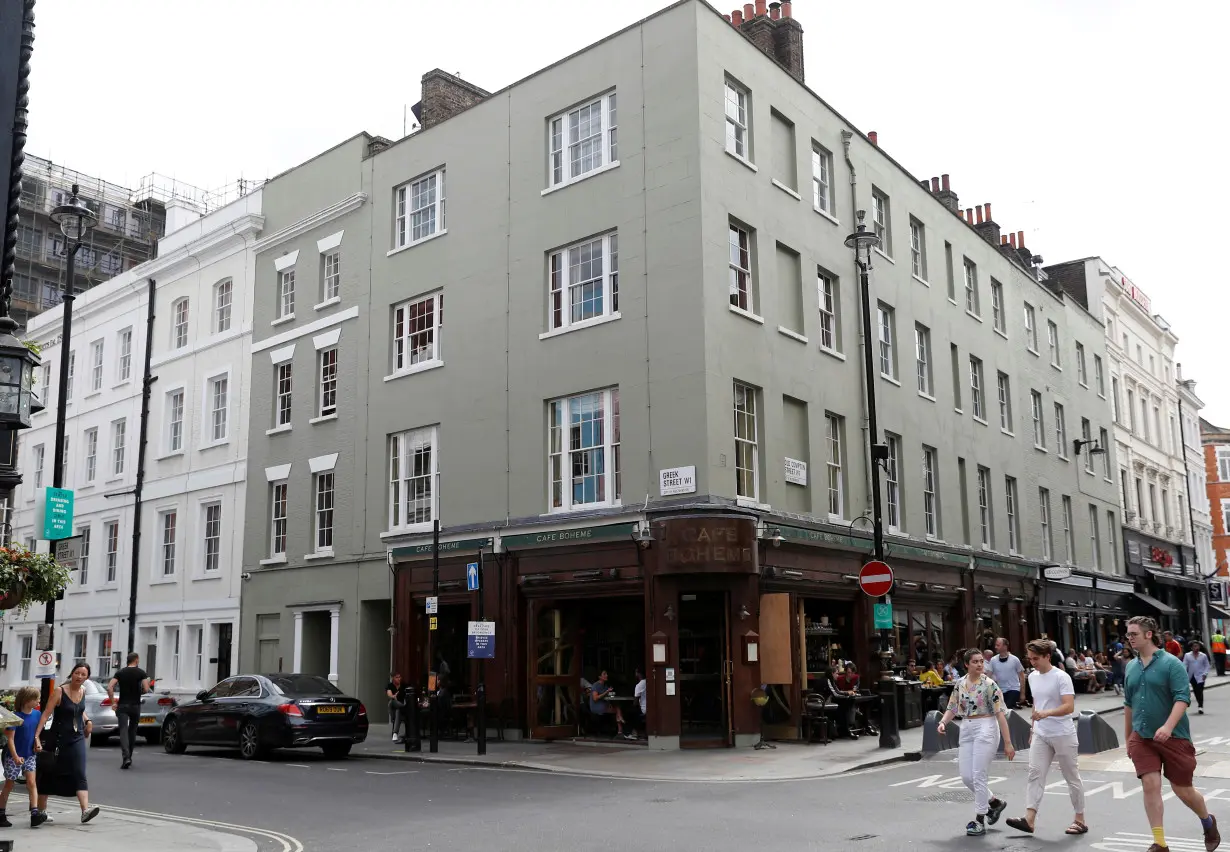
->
[126, 277, 156, 654]
[841, 130, 874, 515]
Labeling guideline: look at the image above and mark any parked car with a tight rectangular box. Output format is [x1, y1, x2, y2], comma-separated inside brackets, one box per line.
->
[162, 673, 368, 760]
[86, 677, 179, 746]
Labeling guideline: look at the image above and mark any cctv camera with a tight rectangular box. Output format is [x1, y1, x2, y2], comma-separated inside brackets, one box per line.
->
[240, 572, 252, 581]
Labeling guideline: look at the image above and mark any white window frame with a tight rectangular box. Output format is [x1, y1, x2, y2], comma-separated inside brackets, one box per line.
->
[166, 388, 185, 453]
[274, 362, 293, 428]
[990, 279, 1005, 333]
[66, 350, 75, 400]
[1024, 303, 1038, 353]
[40, 359, 50, 408]
[915, 324, 932, 396]
[977, 467, 992, 548]
[392, 291, 444, 375]
[963, 258, 979, 316]
[922, 446, 938, 539]
[159, 509, 177, 577]
[19, 635, 32, 681]
[77, 525, 91, 586]
[1031, 391, 1045, 448]
[548, 232, 619, 332]
[1005, 476, 1020, 554]
[89, 339, 104, 392]
[549, 389, 621, 513]
[1062, 496, 1075, 564]
[1039, 488, 1053, 560]
[969, 356, 985, 421]
[203, 502, 222, 573]
[117, 327, 132, 382]
[909, 218, 926, 280]
[1107, 511, 1117, 573]
[321, 251, 341, 302]
[96, 632, 112, 680]
[32, 443, 43, 489]
[877, 303, 896, 380]
[871, 189, 891, 256]
[111, 419, 126, 476]
[1094, 354, 1105, 397]
[550, 91, 619, 188]
[997, 371, 1013, 432]
[215, 278, 233, 333]
[172, 298, 189, 349]
[314, 471, 335, 555]
[83, 427, 97, 482]
[811, 144, 833, 214]
[270, 481, 288, 558]
[1089, 504, 1102, 569]
[817, 268, 839, 353]
[206, 373, 229, 444]
[1047, 320, 1060, 367]
[1100, 428, 1112, 478]
[394, 168, 447, 249]
[825, 413, 843, 519]
[389, 426, 440, 530]
[170, 626, 180, 682]
[885, 435, 902, 533]
[277, 268, 295, 320]
[1218, 448, 1230, 482]
[728, 223, 754, 314]
[318, 348, 338, 418]
[105, 520, 119, 583]
[1054, 403, 1067, 458]
[1076, 341, 1087, 386]
[724, 80, 749, 160]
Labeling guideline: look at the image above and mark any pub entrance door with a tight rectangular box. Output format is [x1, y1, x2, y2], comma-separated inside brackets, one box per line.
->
[529, 601, 581, 740]
[678, 592, 732, 747]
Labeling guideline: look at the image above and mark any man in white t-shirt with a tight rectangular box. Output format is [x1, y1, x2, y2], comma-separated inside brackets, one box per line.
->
[988, 638, 1026, 709]
[1005, 639, 1087, 837]
[631, 668, 647, 741]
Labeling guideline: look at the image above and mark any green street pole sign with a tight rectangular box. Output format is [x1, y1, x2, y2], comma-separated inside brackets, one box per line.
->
[873, 601, 893, 630]
[41, 487, 74, 541]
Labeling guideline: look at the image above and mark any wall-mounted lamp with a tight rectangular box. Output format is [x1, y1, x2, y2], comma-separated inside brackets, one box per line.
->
[780, 568, 803, 579]
[926, 583, 948, 592]
[738, 604, 751, 621]
[899, 580, 921, 590]
[571, 570, 602, 581]
[954, 586, 969, 592]
[663, 604, 676, 622]
[635, 524, 655, 550]
[1012, 595, 1025, 602]
[842, 574, 860, 582]
[1073, 438, 1106, 457]
[770, 527, 783, 547]
[985, 594, 1001, 601]
[520, 573, 551, 585]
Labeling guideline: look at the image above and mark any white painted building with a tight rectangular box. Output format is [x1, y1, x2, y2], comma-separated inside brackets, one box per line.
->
[2, 191, 263, 697]
[1178, 369, 1215, 580]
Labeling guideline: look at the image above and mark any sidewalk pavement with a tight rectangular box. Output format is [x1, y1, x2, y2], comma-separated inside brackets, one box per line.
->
[354, 677, 1230, 783]
[16, 802, 257, 852]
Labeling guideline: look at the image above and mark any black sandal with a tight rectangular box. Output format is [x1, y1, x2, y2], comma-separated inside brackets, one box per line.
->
[1065, 822, 1089, 835]
[1005, 817, 1034, 834]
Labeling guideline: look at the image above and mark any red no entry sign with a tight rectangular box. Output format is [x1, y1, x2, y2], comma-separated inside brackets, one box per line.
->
[859, 560, 894, 597]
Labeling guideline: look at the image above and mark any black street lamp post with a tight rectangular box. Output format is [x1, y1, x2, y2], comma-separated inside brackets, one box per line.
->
[845, 211, 900, 749]
[38, 185, 96, 708]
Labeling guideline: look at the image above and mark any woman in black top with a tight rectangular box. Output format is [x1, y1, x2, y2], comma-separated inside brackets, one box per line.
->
[34, 663, 100, 824]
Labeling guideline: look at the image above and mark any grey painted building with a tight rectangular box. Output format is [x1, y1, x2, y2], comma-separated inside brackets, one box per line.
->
[238, 0, 1122, 746]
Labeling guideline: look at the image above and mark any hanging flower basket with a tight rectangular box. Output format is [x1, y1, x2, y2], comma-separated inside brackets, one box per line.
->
[0, 546, 71, 615]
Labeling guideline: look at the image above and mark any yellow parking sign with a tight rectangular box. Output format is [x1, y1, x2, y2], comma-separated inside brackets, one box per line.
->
[429, 616, 438, 631]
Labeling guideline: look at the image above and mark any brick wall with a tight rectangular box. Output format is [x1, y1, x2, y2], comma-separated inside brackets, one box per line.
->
[1205, 441, 1230, 573]
[420, 69, 491, 130]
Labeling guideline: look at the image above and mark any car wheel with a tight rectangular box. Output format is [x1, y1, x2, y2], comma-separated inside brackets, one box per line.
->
[238, 721, 265, 761]
[89, 734, 109, 748]
[321, 742, 352, 759]
[162, 719, 187, 754]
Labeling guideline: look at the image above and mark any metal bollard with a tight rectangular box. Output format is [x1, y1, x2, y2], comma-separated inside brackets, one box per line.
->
[404, 685, 421, 753]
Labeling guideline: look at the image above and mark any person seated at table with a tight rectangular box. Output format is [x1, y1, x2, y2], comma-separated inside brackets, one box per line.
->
[946, 652, 963, 680]
[904, 659, 922, 681]
[918, 660, 945, 687]
[834, 663, 860, 692]
[589, 670, 629, 739]
[1092, 651, 1111, 690]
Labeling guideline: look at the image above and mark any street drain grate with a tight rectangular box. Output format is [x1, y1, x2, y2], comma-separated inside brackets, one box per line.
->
[913, 791, 973, 803]
[847, 835, 877, 842]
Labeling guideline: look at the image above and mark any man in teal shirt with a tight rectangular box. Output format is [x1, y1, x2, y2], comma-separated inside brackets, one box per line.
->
[1124, 615, 1219, 852]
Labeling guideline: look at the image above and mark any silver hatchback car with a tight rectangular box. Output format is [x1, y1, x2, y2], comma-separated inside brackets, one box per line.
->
[83, 678, 178, 746]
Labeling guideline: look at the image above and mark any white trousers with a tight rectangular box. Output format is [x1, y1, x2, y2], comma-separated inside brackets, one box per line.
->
[1025, 730, 1085, 814]
[958, 716, 1000, 815]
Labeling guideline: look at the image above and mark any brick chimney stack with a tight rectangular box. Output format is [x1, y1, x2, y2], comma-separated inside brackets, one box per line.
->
[730, 1, 804, 84]
[932, 173, 960, 214]
[419, 69, 491, 129]
[972, 202, 1001, 247]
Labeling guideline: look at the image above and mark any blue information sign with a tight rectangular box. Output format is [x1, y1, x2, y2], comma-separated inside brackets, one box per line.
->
[467, 621, 495, 659]
[466, 561, 480, 592]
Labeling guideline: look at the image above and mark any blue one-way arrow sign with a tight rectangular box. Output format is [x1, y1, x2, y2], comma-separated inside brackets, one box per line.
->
[466, 561, 480, 592]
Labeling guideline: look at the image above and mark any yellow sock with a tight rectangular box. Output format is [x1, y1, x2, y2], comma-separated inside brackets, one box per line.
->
[1152, 826, 1166, 847]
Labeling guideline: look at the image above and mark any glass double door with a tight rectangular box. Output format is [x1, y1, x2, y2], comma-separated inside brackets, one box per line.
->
[530, 603, 580, 740]
[678, 592, 732, 747]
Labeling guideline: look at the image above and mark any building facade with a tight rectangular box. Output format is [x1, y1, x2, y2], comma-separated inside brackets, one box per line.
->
[238, 0, 1122, 748]
[1178, 370, 1216, 632]
[2, 191, 263, 698]
[1203, 419, 1230, 627]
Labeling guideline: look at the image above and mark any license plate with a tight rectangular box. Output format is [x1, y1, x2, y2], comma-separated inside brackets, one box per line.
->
[139, 716, 155, 725]
[316, 706, 346, 715]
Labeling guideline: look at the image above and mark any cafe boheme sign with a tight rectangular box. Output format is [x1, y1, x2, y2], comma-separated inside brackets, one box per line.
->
[661, 518, 755, 573]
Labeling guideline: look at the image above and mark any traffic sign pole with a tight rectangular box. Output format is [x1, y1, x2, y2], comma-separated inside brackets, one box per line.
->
[475, 552, 486, 756]
[428, 520, 439, 755]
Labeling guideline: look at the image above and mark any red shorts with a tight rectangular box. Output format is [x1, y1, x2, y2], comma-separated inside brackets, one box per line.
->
[1127, 731, 1197, 787]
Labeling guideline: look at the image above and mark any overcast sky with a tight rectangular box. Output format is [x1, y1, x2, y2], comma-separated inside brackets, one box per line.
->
[24, 1, 1230, 420]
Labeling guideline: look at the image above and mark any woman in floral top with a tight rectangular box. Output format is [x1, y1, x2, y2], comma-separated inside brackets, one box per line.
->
[937, 648, 1017, 836]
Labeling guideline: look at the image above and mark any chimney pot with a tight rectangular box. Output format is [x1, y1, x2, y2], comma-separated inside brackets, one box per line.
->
[868, 131, 878, 146]
[744, 2, 754, 20]
[724, 13, 732, 22]
[1009, 234, 1018, 249]
[732, 8, 743, 24]
[781, 0, 792, 17]
[958, 210, 965, 222]
[984, 203, 992, 221]
[931, 177, 940, 193]
[755, 0, 767, 16]
[1018, 230, 1025, 247]
[942, 174, 951, 191]
[966, 208, 974, 222]
[769, 1, 781, 19]
[1001, 235, 1008, 246]
[976, 206, 984, 224]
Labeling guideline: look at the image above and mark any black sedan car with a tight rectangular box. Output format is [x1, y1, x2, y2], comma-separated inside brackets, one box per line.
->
[162, 673, 368, 760]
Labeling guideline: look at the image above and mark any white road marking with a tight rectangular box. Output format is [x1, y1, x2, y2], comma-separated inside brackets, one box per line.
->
[326, 767, 347, 771]
[1091, 832, 1206, 851]
[286, 764, 311, 769]
[365, 770, 418, 775]
[98, 804, 303, 852]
